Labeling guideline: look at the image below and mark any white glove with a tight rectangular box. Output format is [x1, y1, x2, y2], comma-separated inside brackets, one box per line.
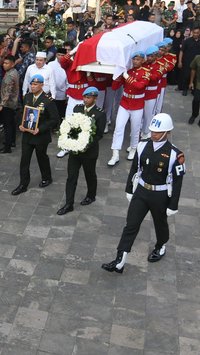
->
[123, 71, 129, 80]
[166, 208, 178, 217]
[126, 193, 133, 202]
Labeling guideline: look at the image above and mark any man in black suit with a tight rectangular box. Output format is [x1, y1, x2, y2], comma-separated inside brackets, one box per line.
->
[57, 86, 106, 215]
[11, 74, 59, 196]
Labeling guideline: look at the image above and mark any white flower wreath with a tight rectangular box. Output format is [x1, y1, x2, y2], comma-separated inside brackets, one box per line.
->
[58, 113, 96, 153]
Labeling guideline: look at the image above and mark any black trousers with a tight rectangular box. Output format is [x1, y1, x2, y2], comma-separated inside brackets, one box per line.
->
[117, 185, 169, 253]
[55, 100, 66, 125]
[20, 142, 52, 187]
[192, 89, 200, 118]
[1, 107, 16, 149]
[65, 153, 97, 205]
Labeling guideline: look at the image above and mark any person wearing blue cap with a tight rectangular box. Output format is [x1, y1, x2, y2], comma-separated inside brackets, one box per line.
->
[11, 74, 59, 196]
[155, 39, 176, 114]
[108, 51, 150, 166]
[57, 86, 106, 215]
[141, 45, 165, 139]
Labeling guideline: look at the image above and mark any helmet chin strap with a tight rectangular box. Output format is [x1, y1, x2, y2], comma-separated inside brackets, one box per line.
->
[158, 131, 168, 142]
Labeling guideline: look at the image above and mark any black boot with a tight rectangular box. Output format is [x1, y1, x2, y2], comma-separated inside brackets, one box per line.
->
[101, 251, 127, 273]
[148, 245, 166, 263]
[188, 116, 196, 124]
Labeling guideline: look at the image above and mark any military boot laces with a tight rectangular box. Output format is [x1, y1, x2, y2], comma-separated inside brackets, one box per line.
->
[101, 251, 127, 273]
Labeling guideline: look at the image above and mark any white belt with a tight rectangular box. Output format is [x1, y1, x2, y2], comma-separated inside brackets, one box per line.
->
[146, 86, 157, 91]
[68, 83, 88, 89]
[96, 77, 106, 82]
[123, 92, 145, 99]
[139, 178, 167, 191]
[163, 74, 167, 78]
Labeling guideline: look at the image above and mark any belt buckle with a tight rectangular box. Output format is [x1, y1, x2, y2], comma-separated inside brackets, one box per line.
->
[144, 183, 152, 190]
[128, 94, 132, 98]
[77, 85, 80, 89]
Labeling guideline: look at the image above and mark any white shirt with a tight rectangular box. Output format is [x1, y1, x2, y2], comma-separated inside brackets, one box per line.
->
[22, 63, 56, 99]
[176, 3, 187, 23]
[48, 58, 68, 100]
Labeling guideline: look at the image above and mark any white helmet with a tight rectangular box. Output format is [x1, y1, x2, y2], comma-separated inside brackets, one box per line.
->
[149, 113, 174, 132]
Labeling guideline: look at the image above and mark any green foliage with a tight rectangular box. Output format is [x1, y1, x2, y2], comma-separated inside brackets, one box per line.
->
[38, 14, 67, 48]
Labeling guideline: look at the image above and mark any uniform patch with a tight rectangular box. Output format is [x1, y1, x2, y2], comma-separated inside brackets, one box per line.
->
[161, 153, 169, 158]
[177, 153, 185, 164]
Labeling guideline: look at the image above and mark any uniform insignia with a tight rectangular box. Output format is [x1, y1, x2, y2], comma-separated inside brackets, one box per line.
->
[159, 161, 164, 167]
[161, 153, 169, 158]
[157, 168, 162, 172]
[146, 158, 149, 165]
[177, 153, 185, 164]
[38, 102, 45, 112]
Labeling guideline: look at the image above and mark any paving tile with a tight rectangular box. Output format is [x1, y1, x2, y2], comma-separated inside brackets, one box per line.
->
[110, 324, 145, 349]
[60, 268, 91, 285]
[179, 336, 200, 355]
[39, 332, 75, 355]
[144, 330, 179, 353]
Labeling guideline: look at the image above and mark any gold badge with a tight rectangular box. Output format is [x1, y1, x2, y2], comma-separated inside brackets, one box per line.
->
[157, 168, 162, 172]
[159, 162, 164, 167]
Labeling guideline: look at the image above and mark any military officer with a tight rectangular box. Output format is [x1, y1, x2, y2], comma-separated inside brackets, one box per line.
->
[57, 86, 106, 215]
[102, 113, 185, 273]
[107, 51, 150, 166]
[11, 74, 59, 196]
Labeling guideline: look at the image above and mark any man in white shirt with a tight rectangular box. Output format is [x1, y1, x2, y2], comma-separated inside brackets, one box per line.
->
[22, 52, 56, 99]
[48, 47, 68, 125]
[176, 0, 187, 29]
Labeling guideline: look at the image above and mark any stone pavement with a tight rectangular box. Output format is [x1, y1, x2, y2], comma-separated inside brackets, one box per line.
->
[0, 87, 200, 355]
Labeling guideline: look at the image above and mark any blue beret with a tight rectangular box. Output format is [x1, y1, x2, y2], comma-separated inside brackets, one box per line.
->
[132, 51, 145, 58]
[30, 74, 44, 84]
[145, 45, 159, 56]
[156, 41, 166, 48]
[83, 86, 99, 96]
[163, 37, 173, 45]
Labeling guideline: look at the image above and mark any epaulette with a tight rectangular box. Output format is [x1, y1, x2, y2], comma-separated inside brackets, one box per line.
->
[45, 94, 54, 101]
[97, 107, 103, 111]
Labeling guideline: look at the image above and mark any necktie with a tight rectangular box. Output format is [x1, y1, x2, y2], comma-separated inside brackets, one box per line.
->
[33, 96, 36, 105]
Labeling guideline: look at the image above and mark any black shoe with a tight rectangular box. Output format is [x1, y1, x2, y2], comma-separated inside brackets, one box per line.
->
[80, 197, 96, 206]
[39, 179, 52, 188]
[148, 245, 166, 263]
[0, 148, 11, 154]
[101, 251, 125, 273]
[57, 204, 74, 215]
[182, 90, 187, 96]
[11, 142, 16, 148]
[188, 116, 196, 124]
[11, 184, 27, 196]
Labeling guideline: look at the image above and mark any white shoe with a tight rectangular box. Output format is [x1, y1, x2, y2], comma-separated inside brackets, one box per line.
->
[57, 149, 68, 158]
[107, 149, 119, 166]
[104, 123, 109, 133]
[126, 146, 131, 153]
[127, 148, 136, 161]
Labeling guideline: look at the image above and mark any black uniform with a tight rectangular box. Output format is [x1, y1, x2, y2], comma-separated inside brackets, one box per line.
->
[19, 92, 59, 187]
[117, 139, 185, 253]
[64, 104, 106, 206]
[181, 37, 200, 92]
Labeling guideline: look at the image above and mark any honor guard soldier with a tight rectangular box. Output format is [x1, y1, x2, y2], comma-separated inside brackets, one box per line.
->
[102, 113, 185, 273]
[57, 87, 106, 215]
[57, 46, 89, 158]
[11, 74, 59, 196]
[155, 39, 176, 114]
[142, 45, 164, 139]
[108, 51, 150, 166]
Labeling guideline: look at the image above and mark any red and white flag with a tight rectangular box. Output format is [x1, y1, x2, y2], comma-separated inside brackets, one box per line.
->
[72, 21, 163, 79]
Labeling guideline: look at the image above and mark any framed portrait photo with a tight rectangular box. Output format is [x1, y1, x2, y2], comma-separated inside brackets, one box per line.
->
[22, 105, 40, 132]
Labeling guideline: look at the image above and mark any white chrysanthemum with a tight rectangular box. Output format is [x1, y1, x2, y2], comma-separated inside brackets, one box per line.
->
[57, 113, 95, 153]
